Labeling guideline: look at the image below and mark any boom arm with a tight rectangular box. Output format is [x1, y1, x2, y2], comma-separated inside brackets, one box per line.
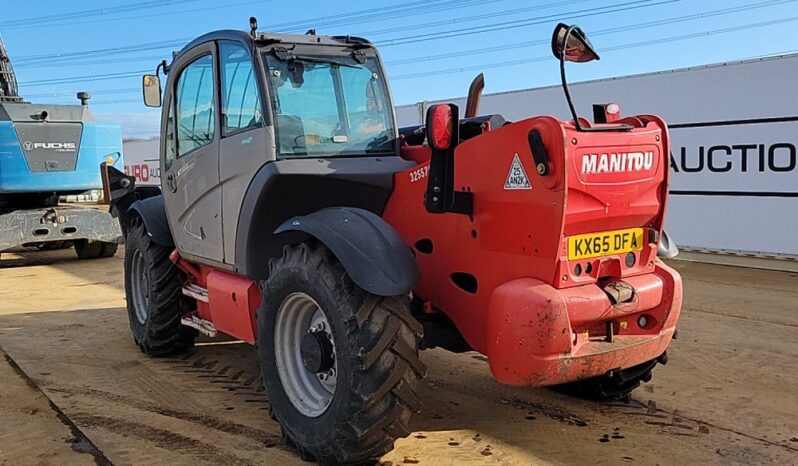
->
[0, 37, 23, 103]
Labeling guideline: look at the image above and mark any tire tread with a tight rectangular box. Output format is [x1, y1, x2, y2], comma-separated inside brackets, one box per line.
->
[262, 241, 425, 464]
[125, 217, 194, 356]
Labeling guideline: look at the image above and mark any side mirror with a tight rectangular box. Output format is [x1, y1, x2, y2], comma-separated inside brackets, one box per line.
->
[142, 74, 162, 108]
[551, 23, 621, 133]
[551, 23, 599, 63]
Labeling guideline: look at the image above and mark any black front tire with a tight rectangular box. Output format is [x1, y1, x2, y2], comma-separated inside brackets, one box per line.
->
[259, 242, 426, 465]
[124, 218, 195, 356]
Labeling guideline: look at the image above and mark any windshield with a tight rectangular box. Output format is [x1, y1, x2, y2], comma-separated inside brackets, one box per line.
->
[263, 50, 396, 156]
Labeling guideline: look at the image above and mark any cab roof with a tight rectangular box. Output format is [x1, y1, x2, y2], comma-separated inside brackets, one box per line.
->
[174, 29, 373, 64]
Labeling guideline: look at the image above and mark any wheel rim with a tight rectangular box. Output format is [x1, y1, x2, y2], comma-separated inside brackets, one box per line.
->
[274, 292, 338, 418]
[130, 249, 149, 325]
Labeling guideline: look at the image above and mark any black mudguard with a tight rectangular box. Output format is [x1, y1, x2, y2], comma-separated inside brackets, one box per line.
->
[129, 196, 174, 248]
[657, 229, 679, 258]
[275, 207, 420, 297]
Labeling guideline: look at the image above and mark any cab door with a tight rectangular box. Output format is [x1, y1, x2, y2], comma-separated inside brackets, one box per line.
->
[161, 43, 224, 263]
[218, 40, 271, 264]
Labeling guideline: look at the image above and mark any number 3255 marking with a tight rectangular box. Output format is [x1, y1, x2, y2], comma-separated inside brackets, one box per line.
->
[409, 166, 429, 183]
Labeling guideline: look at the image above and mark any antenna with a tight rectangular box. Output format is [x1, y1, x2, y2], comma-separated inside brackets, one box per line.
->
[249, 17, 258, 38]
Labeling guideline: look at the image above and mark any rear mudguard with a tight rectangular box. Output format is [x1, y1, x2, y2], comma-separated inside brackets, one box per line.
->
[275, 207, 420, 296]
[129, 196, 173, 248]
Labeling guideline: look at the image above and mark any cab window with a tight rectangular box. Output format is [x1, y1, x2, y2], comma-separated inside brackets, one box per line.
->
[220, 41, 262, 135]
[263, 51, 396, 157]
[175, 54, 215, 157]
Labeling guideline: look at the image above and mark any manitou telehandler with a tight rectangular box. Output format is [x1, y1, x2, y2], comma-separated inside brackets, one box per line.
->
[0, 37, 123, 259]
[102, 19, 682, 464]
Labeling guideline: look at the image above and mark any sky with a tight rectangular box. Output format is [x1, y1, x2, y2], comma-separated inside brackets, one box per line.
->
[2, 0, 798, 139]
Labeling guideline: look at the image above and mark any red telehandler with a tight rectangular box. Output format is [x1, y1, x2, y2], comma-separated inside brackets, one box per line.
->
[102, 20, 682, 464]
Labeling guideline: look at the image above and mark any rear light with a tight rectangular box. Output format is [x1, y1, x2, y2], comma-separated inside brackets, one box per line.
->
[427, 104, 454, 151]
[592, 102, 621, 123]
[637, 314, 657, 329]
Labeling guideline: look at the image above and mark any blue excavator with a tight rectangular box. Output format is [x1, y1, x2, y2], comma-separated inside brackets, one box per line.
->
[0, 37, 123, 259]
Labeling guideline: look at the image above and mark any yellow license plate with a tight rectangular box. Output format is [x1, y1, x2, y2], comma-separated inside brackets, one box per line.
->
[568, 228, 645, 260]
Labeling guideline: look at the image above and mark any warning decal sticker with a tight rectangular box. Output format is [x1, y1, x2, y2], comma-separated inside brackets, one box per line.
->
[504, 153, 532, 190]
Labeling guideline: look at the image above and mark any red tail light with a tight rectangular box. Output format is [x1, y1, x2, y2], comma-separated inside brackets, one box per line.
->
[428, 104, 454, 151]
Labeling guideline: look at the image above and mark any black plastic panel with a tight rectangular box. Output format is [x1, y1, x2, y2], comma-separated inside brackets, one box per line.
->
[235, 156, 414, 280]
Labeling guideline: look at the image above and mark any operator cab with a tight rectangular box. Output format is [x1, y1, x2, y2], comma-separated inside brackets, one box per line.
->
[139, 27, 411, 271]
[143, 30, 399, 161]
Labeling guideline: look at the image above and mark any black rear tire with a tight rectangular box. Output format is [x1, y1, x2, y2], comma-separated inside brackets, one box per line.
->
[124, 217, 195, 356]
[553, 358, 661, 401]
[100, 241, 119, 258]
[258, 242, 426, 465]
[75, 240, 118, 259]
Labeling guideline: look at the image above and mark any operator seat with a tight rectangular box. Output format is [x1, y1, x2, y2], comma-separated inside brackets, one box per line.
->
[277, 114, 306, 153]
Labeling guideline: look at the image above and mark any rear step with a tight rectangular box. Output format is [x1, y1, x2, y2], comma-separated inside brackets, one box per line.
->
[181, 314, 217, 338]
[180, 283, 216, 337]
[182, 283, 208, 302]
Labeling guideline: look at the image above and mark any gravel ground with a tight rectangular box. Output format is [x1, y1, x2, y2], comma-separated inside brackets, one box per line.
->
[0, 248, 796, 465]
